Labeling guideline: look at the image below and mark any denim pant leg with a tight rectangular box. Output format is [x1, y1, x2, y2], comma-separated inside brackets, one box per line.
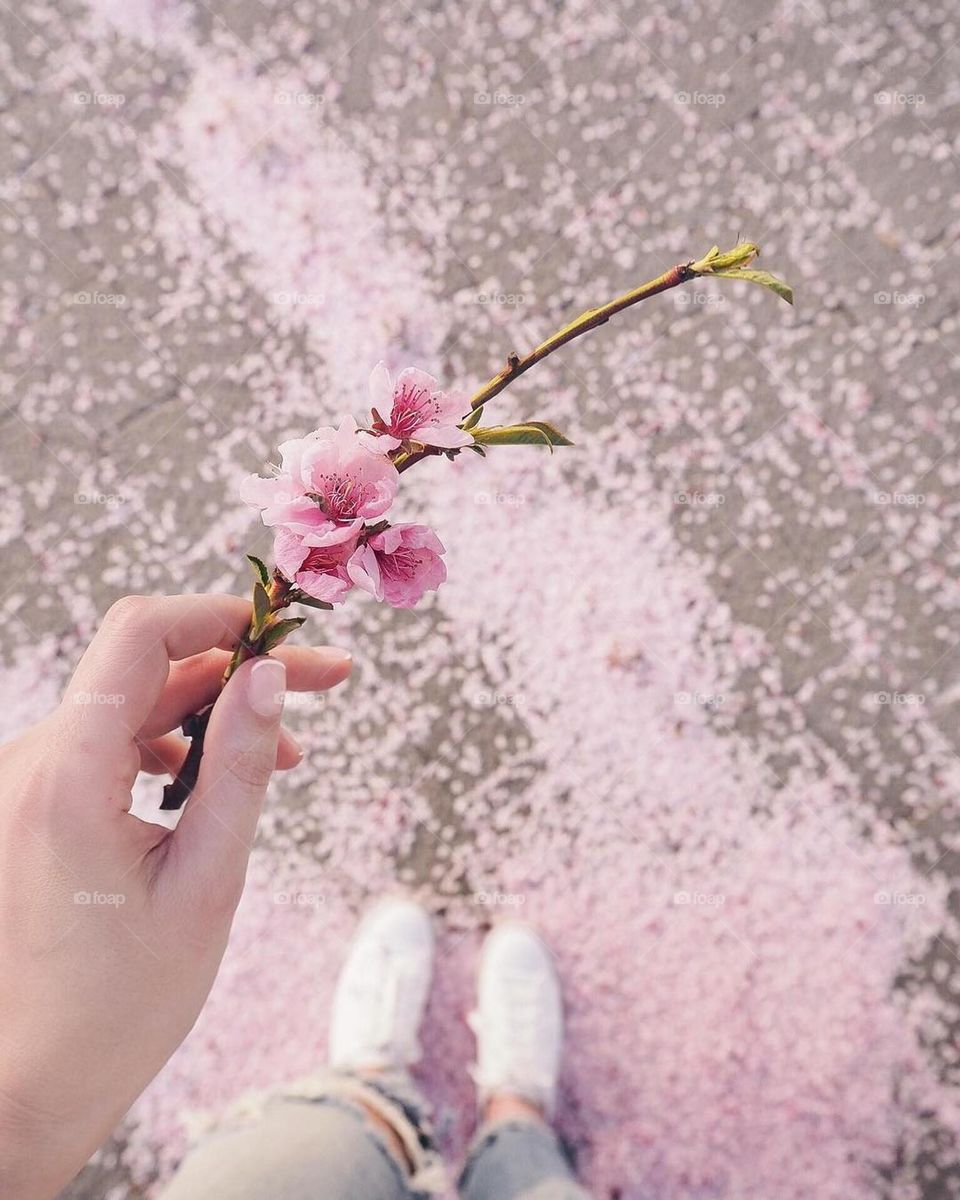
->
[161, 1071, 444, 1200]
[458, 1120, 591, 1200]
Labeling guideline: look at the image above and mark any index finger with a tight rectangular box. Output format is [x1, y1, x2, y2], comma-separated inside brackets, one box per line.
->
[60, 594, 254, 752]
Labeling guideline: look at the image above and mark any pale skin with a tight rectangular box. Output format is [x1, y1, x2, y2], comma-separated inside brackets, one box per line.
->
[0, 593, 352, 1199]
[0, 592, 541, 1197]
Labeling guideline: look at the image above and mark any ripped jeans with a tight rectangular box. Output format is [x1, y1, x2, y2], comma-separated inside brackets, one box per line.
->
[161, 1070, 590, 1200]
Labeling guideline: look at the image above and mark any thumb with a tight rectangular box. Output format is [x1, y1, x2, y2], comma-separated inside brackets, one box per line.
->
[172, 656, 286, 888]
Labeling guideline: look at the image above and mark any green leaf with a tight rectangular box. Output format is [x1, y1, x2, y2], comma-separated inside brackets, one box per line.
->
[709, 267, 793, 305]
[690, 242, 760, 273]
[291, 592, 335, 610]
[246, 554, 270, 585]
[462, 405, 484, 431]
[260, 616, 306, 651]
[470, 421, 574, 449]
[252, 581, 271, 631]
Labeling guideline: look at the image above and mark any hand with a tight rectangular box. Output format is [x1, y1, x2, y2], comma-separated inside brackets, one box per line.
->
[0, 593, 351, 1199]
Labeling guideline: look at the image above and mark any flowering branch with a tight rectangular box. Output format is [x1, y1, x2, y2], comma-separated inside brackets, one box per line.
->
[394, 241, 791, 472]
[160, 241, 791, 810]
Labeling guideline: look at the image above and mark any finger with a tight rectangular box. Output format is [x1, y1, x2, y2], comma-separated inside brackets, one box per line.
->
[61, 594, 253, 754]
[138, 644, 351, 740]
[137, 725, 304, 775]
[137, 734, 184, 775]
[171, 657, 285, 886]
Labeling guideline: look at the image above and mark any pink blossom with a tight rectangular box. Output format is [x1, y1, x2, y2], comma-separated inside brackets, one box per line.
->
[348, 523, 447, 608]
[366, 362, 472, 451]
[273, 527, 356, 604]
[242, 419, 398, 545]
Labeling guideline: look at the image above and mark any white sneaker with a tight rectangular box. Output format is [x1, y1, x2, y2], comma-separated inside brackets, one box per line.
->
[329, 897, 435, 1073]
[469, 922, 564, 1116]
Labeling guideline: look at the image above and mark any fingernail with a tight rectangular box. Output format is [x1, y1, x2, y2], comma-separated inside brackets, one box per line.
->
[328, 646, 352, 665]
[248, 658, 286, 719]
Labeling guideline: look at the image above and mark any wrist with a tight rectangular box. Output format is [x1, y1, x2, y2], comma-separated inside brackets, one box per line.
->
[0, 1072, 88, 1200]
[0, 1092, 52, 1199]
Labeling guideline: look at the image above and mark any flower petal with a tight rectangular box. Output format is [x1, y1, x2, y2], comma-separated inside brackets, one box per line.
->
[347, 544, 383, 600]
[369, 361, 394, 412]
[358, 430, 401, 454]
[395, 366, 441, 396]
[273, 528, 309, 579]
[295, 571, 353, 604]
[260, 496, 328, 529]
[300, 518, 365, 547]
[239, 472, 287, 508]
